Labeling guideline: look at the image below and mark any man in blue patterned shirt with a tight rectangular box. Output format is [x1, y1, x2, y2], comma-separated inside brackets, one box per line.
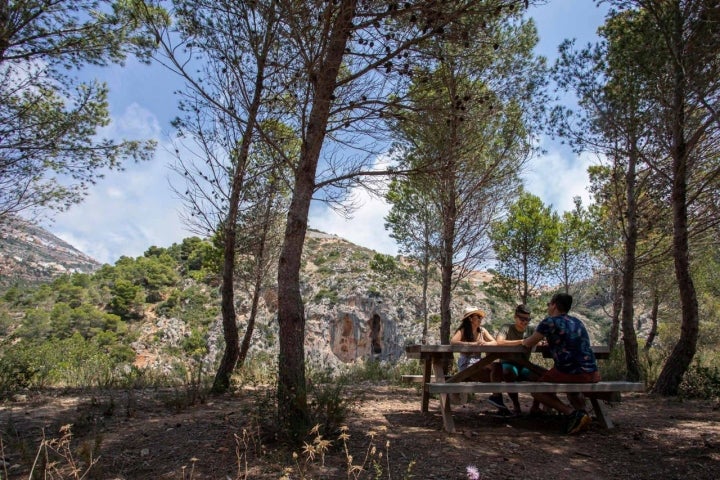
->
[521, 292, 600, 434]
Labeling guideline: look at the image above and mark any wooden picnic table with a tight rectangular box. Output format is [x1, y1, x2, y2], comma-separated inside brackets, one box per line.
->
[403, 344, 640, 433]
[405, 344, 610, 412]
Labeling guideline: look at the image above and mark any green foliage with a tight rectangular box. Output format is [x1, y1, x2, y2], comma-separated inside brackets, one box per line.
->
[155, 285, 216, 327]
[598, 346, 633, 381]
[306, 365, 354, 437]
[369, 254, 397, 274]
[0, 345, 43, 393]
[108, 279, 144, 320]
[0, 0, 165, 221]
[313, 289, 339, 305]
[490, 191, 559, 302]
[182, 328, 209, 359]
[0, 334, 119, 392]
[236, 352, 279, 386]
[679, 360, 720, 399]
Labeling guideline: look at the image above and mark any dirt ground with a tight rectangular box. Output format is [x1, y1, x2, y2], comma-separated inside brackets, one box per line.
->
[1, 383, 719, 480]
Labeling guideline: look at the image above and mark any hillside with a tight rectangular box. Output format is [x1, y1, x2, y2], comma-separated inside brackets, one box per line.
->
[0, 223, 612, 387]
[0, 217, 100, 290]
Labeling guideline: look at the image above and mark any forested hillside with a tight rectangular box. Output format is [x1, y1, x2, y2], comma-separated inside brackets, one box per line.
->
[0, 225, 617, 395]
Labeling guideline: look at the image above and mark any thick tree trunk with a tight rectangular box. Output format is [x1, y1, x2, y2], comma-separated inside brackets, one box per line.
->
[439, 203, 454, 373]
[421, 250, 430, 344]
[212, 219, 241, 393]
[276, 0, 356, 440]
[621, 148, 640, 381]
[439, 256, 453, 344]
[521, 252, 529, 305]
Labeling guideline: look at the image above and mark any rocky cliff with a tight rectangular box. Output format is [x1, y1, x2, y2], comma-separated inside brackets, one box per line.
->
[0, 217, 100, 290]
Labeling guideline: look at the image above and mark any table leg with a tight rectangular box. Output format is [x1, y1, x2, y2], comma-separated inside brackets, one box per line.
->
[448, 353, 500, 382]
[421, 357, 432, 412]
[589, 396, 614, 429]
[432, 357, 455, 433]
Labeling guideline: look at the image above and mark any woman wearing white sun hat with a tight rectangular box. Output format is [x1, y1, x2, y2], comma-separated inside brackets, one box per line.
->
[450, 307, 496, 371]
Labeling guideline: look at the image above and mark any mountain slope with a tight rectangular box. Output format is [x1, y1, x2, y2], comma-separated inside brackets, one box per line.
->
[0, 218, 100, 290]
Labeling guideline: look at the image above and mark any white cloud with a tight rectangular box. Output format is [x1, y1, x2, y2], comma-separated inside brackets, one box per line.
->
[522, 143, 597, 213]
[47, 105, 189, 264]
[309, 186, 399, 257]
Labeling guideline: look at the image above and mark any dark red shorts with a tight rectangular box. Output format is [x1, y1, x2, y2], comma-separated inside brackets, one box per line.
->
[539, 367, 601, 383]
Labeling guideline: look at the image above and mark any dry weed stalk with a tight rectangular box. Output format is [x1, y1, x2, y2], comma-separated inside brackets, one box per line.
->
[28, 424, 98, 479]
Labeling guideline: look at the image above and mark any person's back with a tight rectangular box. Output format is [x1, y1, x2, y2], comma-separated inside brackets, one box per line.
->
[521, 293, 600, 434]
[536, 313, 597, 375]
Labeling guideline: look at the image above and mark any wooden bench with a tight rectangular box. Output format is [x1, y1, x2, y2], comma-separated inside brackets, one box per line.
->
[401, 374, 451, 383]
[426, 381, 645, 433]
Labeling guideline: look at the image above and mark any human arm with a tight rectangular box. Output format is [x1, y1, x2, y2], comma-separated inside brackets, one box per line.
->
[450, 329, 467, 345]
[478, 328, 497, 345]
[495, 325, 523, 346]
[521, 331, 545, 349]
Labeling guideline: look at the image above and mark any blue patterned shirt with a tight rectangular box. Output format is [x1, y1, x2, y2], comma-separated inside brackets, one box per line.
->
[535, 314, 598, 374]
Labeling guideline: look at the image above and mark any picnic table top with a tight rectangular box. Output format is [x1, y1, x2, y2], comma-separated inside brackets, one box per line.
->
[404, 344, 611, 355]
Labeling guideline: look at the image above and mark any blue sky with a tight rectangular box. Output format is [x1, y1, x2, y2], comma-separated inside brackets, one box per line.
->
[46, 1, 608, 265]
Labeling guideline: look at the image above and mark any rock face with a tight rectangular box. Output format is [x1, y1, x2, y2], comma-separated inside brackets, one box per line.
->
[0, 217, 100, 290]
[221, 230, 498, 371]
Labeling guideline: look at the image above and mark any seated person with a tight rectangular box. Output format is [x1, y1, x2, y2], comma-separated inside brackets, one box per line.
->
[450, 307, 496, 372]
[487, 304, 544, 415]
[521, 292, 601, 435]
[450, 307, 502, 402]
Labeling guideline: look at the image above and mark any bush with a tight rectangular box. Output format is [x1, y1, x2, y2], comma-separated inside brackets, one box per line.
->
[679, 358, 720, 399]
[0, 345, 43, 394]
[369, 254, 397, 274]
[306, 365, 354, 437]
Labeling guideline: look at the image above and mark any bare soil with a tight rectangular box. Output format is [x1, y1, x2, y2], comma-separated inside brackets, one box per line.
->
[1, 383, 719, 479]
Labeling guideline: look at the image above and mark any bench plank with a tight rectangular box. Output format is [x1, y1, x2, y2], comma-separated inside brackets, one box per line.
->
[424, 381, 644, 432]
[426, 381, 644, 395]
[402, 374, 451, 383]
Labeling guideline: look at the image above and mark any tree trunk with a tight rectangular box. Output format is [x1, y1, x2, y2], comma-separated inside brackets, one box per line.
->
[276, 0, 356, 440]
[237, 210, 272, 368]
[621, 147, 640, 381]
[652, 7, 699, 394]
[421, 249, 430, 344]
[212, 218, 241, 393]
[644, 289, 659, 351]
[211, 8, 274, 394]
[653, 148, 699, 395]
[609, 270, 622, 348]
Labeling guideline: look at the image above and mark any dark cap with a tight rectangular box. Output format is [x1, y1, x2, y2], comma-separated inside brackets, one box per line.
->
[515, 304, 530, 315]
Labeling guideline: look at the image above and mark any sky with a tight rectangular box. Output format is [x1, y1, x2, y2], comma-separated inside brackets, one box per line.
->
[46, 0, 608, 265]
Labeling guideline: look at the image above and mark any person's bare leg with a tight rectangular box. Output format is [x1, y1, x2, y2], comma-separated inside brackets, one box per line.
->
[567, 392, 587, 411]
[509, 393, 521, 414]
[531, 392, 573, 415]
[503, 368, 521, 414]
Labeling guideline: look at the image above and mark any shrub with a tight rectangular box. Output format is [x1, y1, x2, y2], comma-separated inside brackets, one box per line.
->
[679, 357, 720, 399]
[369, 254, 397, 274]
[306, 365, 354, 437]
[0, 345, 43, 394]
